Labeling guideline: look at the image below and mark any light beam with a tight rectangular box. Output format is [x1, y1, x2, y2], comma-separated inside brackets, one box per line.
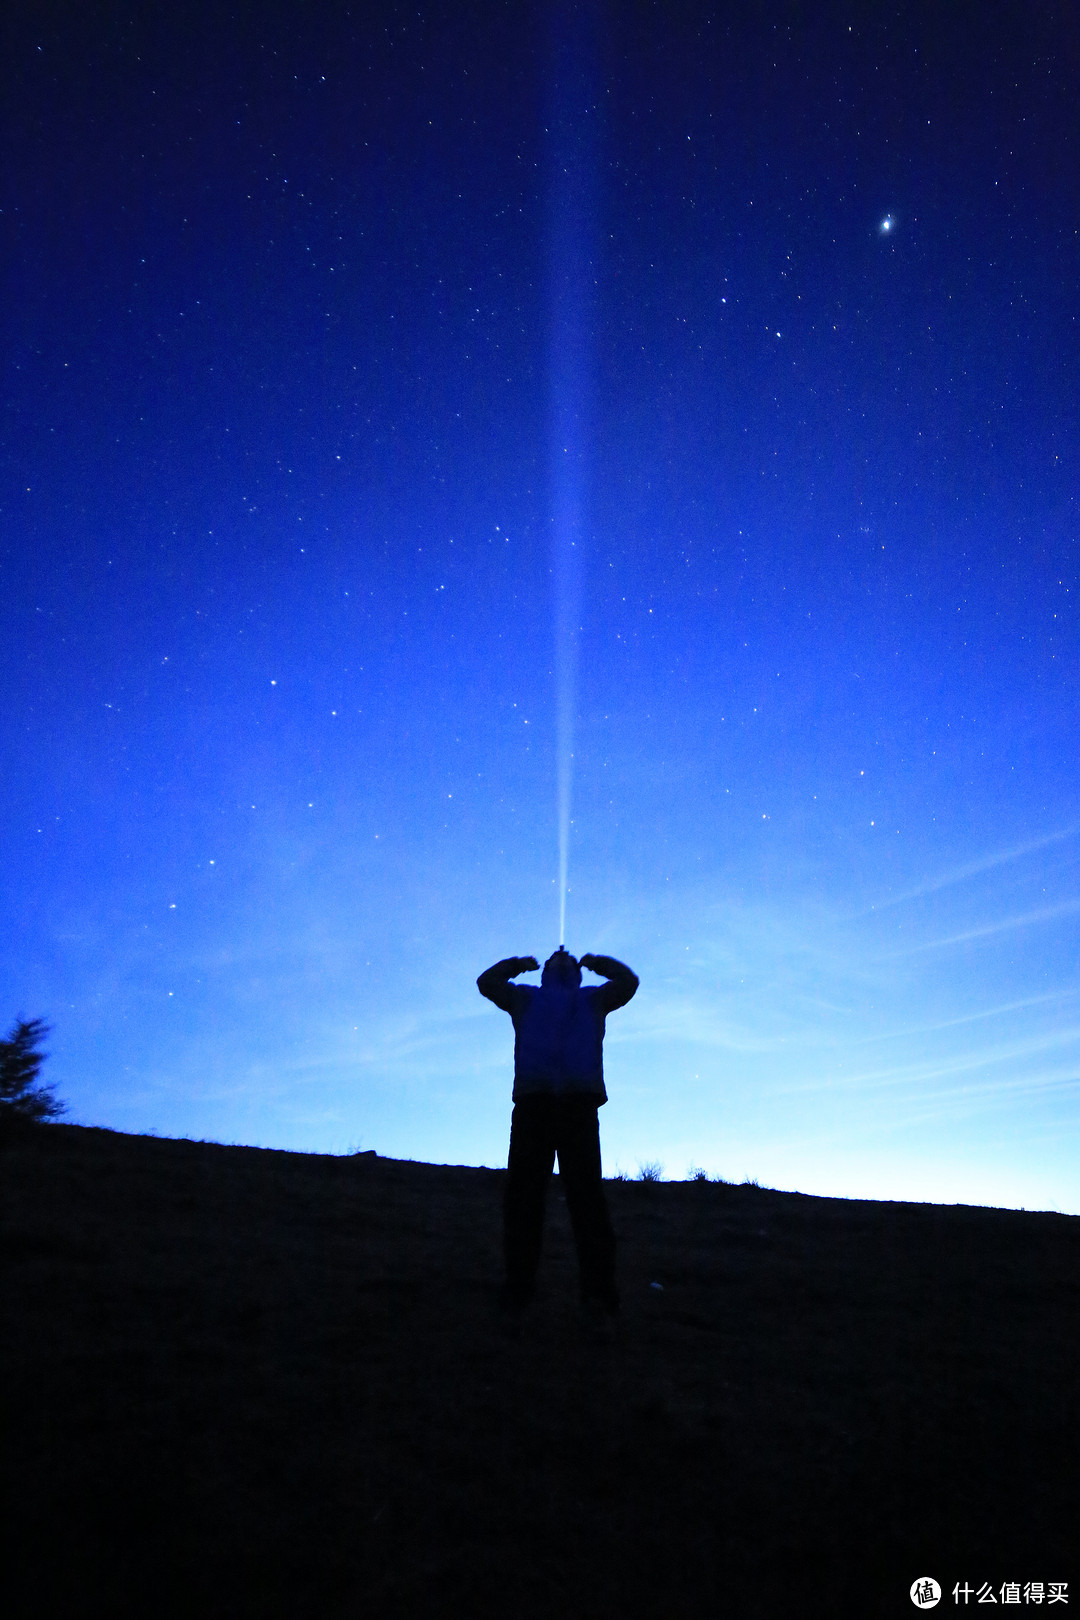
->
[546, 2, 597, 948]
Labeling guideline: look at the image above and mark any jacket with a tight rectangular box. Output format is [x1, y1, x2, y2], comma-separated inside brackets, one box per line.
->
[477, 954, 638, 1102]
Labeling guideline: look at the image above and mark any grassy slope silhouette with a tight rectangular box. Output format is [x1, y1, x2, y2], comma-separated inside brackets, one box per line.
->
[3, 1123, 1076, 1618]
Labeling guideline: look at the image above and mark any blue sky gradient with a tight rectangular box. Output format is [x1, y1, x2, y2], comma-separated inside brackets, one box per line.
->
[3, 0, 1078, 1209]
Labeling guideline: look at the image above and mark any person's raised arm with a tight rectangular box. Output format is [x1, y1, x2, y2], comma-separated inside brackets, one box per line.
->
[580, 953, 639, 1011]
[477, 955, 539, 1012]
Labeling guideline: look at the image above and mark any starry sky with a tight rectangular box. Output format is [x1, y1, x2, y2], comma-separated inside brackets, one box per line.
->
[4, 1, 1079, 1210]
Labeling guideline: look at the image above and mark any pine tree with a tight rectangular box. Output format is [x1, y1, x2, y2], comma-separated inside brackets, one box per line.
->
[0, 1018, 65, 1123]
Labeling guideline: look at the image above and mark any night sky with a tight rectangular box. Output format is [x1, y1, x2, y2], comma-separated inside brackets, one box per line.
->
[5, 1, 1079, 1210]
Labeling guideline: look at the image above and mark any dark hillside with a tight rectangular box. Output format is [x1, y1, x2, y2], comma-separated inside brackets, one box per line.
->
[3, 1124, 1077, 1618]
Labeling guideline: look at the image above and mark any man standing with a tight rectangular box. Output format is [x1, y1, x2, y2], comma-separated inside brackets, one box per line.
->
[477, 946, 639, 1314]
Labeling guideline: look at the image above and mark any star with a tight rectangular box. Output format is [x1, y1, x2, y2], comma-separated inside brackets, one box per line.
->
[879, 215, 895, 234]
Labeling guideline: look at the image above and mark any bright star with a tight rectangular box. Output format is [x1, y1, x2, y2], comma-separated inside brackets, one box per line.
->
[879, 215, 895, 234]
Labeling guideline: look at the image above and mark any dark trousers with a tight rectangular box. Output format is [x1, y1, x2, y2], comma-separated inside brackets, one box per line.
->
[503, 1094, 617, 1307]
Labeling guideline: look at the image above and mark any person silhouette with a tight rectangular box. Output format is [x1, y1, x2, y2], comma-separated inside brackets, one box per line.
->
[477, 946, 639, 1314]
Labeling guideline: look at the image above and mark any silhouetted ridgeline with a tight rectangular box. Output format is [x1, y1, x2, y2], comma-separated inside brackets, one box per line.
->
[3, 1124, 1077, 1618]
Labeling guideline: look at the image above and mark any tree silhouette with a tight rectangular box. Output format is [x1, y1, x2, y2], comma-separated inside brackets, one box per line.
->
[0, 1018, 65, 1124]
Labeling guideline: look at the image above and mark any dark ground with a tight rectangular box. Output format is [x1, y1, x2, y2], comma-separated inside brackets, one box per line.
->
[2, 1123, 1077, 1618]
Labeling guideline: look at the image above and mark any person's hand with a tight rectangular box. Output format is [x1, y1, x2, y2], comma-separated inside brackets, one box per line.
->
[515, 955, 540, 973]
[579, 953, 599, 972]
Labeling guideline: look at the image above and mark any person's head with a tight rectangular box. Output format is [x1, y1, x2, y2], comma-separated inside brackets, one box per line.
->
[542, 947, 581, 989]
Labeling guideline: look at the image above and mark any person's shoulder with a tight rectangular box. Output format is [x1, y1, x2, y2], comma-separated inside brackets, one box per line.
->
[589, 976, 636, 1010]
